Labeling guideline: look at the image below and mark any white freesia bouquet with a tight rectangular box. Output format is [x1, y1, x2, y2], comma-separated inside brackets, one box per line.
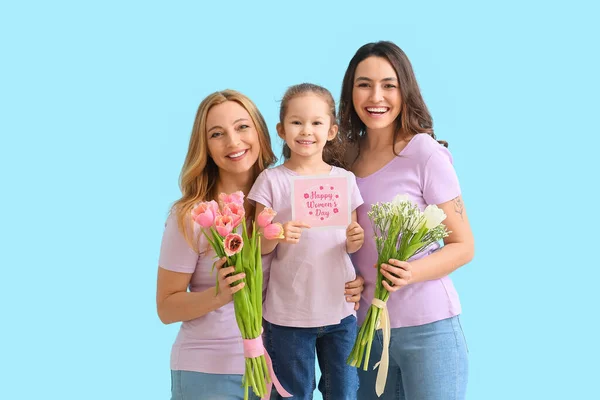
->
[347, 194, 450, 396]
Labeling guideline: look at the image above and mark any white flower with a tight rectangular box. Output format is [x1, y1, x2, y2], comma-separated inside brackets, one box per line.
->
[423, 205, 447, 229]
[392, 194, 412, 206]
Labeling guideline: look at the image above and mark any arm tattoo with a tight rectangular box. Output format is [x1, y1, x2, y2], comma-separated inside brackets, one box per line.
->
[453, 197, 464, 221]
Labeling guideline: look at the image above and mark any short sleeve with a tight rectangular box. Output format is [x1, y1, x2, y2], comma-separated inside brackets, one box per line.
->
[422, 145, 461, 205]
[247, 169, 274, 208]
[158, 211, 199, 273]
[348, 171, 364, 212]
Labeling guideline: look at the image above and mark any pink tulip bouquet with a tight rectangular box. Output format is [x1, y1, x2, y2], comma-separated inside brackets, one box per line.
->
[191, 192, 288, 400]
[347, 194, 451, 397]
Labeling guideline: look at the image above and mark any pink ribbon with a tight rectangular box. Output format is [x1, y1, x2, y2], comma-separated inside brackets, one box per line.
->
[243, 335, 292, 399]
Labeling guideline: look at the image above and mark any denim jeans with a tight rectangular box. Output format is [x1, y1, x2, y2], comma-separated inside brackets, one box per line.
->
[170, 370, 260, 400]
[264, 315, 359, 400]
[357, 315, 469, 400]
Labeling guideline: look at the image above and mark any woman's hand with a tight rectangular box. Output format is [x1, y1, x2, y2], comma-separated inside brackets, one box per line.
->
[215, 257, 246, 305]
[345, 275, 365, 310]
[378, 259, 412, 292]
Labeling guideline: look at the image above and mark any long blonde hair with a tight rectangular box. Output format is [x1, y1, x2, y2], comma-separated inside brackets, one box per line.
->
[172, 90, 276, 249]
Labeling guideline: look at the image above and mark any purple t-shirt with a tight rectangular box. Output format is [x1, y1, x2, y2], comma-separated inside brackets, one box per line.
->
[248, 165, 364, 327]
[352, 134, 462, 328]
[158, 212, 273, 374]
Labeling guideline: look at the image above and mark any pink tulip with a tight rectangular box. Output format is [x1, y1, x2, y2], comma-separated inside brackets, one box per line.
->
[219, 191, 245, 206]
[191, 201, 218, 228]
[224, 233, 244, 256]
[257, 207, 277, 228]
[263, 223, 284, 240]
[222, 202, 245, 227]
[215, 215, 234, 237]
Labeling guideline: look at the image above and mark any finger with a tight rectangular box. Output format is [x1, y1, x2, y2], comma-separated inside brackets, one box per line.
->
[388, 259, 411, 270]
[345, 286, 362, 295]
[218, 266, 236, 278]
[383, 274, 408, 288]
[230, 281, 245, 294]
[382, 280, 399, 292]
[355, 302, 360, 311]
[381, 264, 411, 280]
[224, 273, 246, 285]
[213, 257, 227, 269]
[345, 294, 360, 303]
[292, 221, 311, 229]
[345, 275, 364, 288]
[287, 226, 303, 234]
[344, 280, 362, 289]
[382, 267, 409, 282]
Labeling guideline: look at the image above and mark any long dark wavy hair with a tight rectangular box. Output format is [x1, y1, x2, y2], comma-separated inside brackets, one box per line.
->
[338, 41, 447, 155]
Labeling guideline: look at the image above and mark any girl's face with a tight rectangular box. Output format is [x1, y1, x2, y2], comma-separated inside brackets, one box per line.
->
[352, 56, 402, 133]
[277, 94, 337, 161]
[206, 101, 260, 176]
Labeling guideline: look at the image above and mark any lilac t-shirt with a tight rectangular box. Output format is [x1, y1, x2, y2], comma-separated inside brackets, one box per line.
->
[248, 165, 364, 327]
[352, 134, 462, 328]
[158, 212, 273, 374]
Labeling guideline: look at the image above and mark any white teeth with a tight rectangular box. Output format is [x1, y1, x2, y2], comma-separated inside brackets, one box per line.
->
[297, 141, 314, 144]
[367, 107, 388, 113]
[228, 150, 246, 158]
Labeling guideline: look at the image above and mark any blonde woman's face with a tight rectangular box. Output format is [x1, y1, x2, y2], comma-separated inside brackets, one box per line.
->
[205, 101, 260, 175]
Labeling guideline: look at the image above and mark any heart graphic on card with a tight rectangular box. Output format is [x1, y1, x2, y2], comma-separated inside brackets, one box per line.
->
[291, 175, 350, 229]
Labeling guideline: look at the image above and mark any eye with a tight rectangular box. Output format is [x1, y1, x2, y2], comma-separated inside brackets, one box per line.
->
[313, 121, 323, 125]
[291, 120, 301, 125]
[384, 83, 397, 89]
[210, 131, 223, 138]
[357, 82, 370, 88]
[238, 124, 250, 130]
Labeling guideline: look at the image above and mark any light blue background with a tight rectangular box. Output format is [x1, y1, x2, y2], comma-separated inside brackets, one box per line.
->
[1, 1, 598, 399]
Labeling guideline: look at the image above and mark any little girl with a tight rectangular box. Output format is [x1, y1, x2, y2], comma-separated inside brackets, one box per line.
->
[248, 83, 364, 400]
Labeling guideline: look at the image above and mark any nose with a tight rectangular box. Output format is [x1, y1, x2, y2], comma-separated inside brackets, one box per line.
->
[300, 124, 312, 136]
[368, 86, 384, 103]
[226, 131, 242, 147]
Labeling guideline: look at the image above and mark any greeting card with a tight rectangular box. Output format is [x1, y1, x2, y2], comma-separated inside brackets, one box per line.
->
[290, 175, 351, 229]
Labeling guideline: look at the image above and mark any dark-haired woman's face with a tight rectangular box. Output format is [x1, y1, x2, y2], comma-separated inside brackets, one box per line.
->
[352, 56, 401, 133]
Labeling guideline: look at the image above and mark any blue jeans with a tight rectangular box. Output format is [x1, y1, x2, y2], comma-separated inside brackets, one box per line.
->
[170, 370, 260, 400]
[264, 315, 359, 400]
[357, 315, 469, 400]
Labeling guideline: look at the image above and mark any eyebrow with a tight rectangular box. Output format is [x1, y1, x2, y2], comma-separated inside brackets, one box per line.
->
[207, 118, 249, 132]
[287, 115, 325, 120]
[355, 76, 398, 82]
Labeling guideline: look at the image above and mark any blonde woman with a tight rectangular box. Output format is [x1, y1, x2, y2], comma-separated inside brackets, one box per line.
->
[156, 90, 365, 400]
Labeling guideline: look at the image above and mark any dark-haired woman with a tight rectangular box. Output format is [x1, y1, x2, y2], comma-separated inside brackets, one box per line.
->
[340, 41, 475, 400]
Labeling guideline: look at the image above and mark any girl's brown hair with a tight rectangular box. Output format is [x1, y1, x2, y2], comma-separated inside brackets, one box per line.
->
[338, 41, 447, 153]
[172, 89, 276, 249]
[279, 83, 347, 169]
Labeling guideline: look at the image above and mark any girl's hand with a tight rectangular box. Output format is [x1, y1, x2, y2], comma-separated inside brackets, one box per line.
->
[215, 257, 246, 305]
[282, 221, 311, 244]
[377, 259, 412, 292]
[346, 221, 364, 253]
[345, 275, 365, 310]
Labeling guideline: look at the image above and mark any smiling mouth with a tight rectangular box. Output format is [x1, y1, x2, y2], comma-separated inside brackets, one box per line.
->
[226, 149, 248, 160]
[296, 140, 315, 145]
[366, 107, 389, 116]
